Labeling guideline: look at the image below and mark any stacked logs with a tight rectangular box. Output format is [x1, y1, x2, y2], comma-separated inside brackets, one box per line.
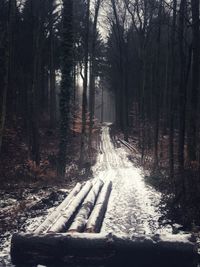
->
[68, 180, 104, 232]
[34, 182, 83, 234]
[11, 179, 113, 265]
[34, 179, 112, 234]
[10, 180, 198, 266]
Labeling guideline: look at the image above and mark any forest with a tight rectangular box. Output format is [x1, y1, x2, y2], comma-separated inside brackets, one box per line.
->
[0, 0, 200, 265]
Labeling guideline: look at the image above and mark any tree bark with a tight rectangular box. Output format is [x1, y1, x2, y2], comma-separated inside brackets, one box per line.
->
[169, 0, 177, 186]
[86, 180, 112, 233]
[80, 0, 90, 165]
[153, 0, 162, 169]
[11, 232, 197, 267]
[6, 0, 16, 120]
[111, 0, 128, 141]
[29, 0, 48, 165]
[178, 0, 187, 170]
[35, 183, 82, 234]
[48, 181, 92, 232]
[69, 180, 103, 232]
[49, 3, 56, 128]
[101, 85, 104, 123]
[0, 0, 15, 154]
[0, 41, 8, 154]
[57, 0, 74, 176]
[187, 0, 199, 161]
[89, 0, 102, 150]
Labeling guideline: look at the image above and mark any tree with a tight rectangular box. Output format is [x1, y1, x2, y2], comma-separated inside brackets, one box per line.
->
[169, 0, 177, 184]
[80, 0, 90, 165]
[177, 0, 188, 170]
[0, 0, 16, 154]
[49, 0, 57, 128]
[57, 0, 74, 177]
[89, 0, 102, 149]
[110, 0, 129, 141]
[187, 0, 199, 162]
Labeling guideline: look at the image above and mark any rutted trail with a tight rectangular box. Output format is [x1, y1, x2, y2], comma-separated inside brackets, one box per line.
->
[93, 125, 171, 235]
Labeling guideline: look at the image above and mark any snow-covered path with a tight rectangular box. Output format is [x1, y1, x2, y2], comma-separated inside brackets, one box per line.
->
[93, 125, 171, 235]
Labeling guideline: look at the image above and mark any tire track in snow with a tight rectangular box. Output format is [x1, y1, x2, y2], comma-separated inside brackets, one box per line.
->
[92, 125, 172, 235]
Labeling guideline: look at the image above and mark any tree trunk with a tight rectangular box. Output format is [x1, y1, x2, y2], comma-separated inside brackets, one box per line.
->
[29, 0, 47, 165]
[69, 180, 103, 232]
[0, 65, 8, 154]
[50, 13, 56, 128]
[80, 0, 90, 165]
[89, 0, 101, 150]
[35, 183, 82, 234]
[57, 0, 73, 177]
[111, 0, 128, 141]
[169, 0, 177, 186]
[187, 0, 199, 161]
[153, 0, 162, 169]
[86, 180, 112, 233]
[30, 35, 40, 165]
[0, 0, 15, 154]
[6, 0, 16, 120]
[48, 181, 92, 232]
[11, 233, 197, 267]
[178, 0, 187, 170]
[101, 85, 104, 123]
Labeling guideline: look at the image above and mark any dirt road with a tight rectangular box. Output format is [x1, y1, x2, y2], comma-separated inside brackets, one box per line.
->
[93, 125, 171, 235]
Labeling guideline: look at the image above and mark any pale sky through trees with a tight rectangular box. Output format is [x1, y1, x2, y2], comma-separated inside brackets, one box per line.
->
[0, 0, 200, 265]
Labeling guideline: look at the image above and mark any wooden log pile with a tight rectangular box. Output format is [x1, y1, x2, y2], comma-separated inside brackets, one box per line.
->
[34, 179, 112, 235]
[34, 182, 82, 234]
[68, 180, 104, 232]
[10, 180, 198, 266]
[11, 232, 198, 267]
[11, 179, 113, 265]
[49, 181, 93, 232]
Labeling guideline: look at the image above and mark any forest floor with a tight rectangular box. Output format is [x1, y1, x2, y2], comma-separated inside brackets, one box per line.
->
[0, 123, 198, 266]
[0, 121, 98, 266]
[122, 127, 200, 229]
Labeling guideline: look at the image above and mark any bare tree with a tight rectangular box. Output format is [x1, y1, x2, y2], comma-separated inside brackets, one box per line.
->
[49, 0, 56, 128]
[111, 0, 129, 141]
[80, 0, 90, 165]
[57, 0, 74, 176]
[0, 0, 16, 154]
[187, 0, 199, 162]
[89, 0, 102, 150]
[169, 0, 177, 185]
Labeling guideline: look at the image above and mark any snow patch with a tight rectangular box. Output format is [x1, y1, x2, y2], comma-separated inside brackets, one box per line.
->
[92, 125, 172, 235]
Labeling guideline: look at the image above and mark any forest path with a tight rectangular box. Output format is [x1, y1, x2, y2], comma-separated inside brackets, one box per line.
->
[92, 124, 171, 235]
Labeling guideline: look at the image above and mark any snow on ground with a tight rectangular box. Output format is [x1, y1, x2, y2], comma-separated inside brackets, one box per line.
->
[0, 190, 68, 266]
[93, 124, 172, 235]
[0, 124, 182, 266]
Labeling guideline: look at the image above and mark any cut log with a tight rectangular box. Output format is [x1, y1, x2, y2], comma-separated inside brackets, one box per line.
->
[11, 232, 198, 267]
[34, 183, 82, 234]
[68, 179, 104, 232]
[86, 180, 112, 233]
[118, 138, 138, 153]
[48, 181, 92, 232]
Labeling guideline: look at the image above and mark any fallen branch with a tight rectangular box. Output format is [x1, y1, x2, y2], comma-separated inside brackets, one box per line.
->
[11, 232, 197, 267]
[118, 138, 138, 153]
[86, 180, 112, 233]
[34, 183, 82, 234]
